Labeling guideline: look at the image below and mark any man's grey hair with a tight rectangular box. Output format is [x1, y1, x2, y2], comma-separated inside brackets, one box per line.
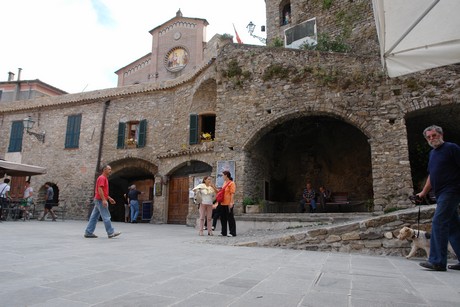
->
[423, 125, 443, 137]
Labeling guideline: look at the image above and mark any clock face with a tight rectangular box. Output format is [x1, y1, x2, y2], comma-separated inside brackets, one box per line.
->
[174, 32, 181, 40]
[165, 47, 189, 72]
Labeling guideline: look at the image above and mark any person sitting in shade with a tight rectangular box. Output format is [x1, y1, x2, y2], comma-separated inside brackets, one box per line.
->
[299, 182, 317, 213]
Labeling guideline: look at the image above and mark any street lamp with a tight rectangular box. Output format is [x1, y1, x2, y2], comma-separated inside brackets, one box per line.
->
[23, 116, 45, 143]
[246, 21, 267, 44]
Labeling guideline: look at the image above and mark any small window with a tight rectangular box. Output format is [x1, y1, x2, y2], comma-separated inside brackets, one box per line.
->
[117, 119, 147, 148]
[281, 1, 291, 26]
[189, 113, 216, 145]
[8, 121, 23, 152]
[65, 114, 82, 148]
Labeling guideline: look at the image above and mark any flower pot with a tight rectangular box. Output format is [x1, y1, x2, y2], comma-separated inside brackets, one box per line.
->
[245, 204, 260, 214]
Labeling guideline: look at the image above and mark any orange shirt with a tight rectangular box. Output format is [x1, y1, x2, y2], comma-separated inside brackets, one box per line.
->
[222, 181, 236, 206]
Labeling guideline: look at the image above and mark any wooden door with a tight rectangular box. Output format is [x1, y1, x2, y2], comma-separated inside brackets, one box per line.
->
[167, 177, 189, 224]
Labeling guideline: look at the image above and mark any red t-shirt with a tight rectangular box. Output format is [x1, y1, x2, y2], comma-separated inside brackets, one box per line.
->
[94, 175, 109, 200]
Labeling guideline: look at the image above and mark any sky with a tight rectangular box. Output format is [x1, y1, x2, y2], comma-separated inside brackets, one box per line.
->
[1, 0, 267, 94]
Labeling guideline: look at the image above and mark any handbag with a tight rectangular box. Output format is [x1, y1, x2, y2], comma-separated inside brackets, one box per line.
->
[216, 181, 231, 203]
[195, 189, 203, 205]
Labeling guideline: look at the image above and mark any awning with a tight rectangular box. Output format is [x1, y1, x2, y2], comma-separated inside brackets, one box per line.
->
[372, 0, 460, 77]
[0, 160, 47, 177]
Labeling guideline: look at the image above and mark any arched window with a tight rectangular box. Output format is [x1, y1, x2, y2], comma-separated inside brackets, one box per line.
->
[280, 1, 291, 26]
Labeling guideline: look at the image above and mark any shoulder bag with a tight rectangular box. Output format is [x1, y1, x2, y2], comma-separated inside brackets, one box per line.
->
[216, 181, 231, 203]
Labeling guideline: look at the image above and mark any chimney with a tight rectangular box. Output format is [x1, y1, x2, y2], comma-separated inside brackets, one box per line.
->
[8, 72, 15, 81]
[17, 68, 22, 81]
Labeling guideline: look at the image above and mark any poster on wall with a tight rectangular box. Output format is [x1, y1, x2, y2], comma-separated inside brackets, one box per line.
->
[154, 182, 162, 196]
[194, 176, 204, 188]
[216, 160, 235, 188]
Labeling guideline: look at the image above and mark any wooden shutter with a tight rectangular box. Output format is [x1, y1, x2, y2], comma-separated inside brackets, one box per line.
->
[138, 119, 147, 147]
[65, 114, 82, 148]
[8, 121, 23, 152]
[189, 114, 199, 145]
[117, 122, 126, 149]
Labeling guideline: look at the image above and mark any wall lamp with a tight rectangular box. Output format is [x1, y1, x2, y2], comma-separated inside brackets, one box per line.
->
[246, 21, 267, 44]
[23, 116, 45, 143]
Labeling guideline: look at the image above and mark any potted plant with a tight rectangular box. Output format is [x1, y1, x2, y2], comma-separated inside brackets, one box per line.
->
[126, 138, 137, 149]
[201, 132, 213, 141]
[243, 197, 261, 213]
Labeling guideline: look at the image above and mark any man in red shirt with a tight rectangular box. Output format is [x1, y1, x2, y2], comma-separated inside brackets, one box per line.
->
[84, 165, 121, 239]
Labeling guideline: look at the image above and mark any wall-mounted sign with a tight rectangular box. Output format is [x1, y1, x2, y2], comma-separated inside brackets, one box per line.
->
[216, 160, 235, 188]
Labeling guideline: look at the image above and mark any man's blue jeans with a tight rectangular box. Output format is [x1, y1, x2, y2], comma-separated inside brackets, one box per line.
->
[429, 192, 460, 267]
[85, 199, 114, 235]
[299, 199, 316, 212]
[130, 200, 139, 222]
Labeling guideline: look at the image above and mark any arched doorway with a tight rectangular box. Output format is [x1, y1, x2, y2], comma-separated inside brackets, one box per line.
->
[108, 158, 157, 222]
[167, 161, 212, 224]
[244, 115, 373, 212]
[406, 104, 460, 192]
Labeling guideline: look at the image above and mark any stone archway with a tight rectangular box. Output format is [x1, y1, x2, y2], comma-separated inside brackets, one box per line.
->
[243, 115, 373, 212]
[167, 160, 212, 224]
[406, 104, 460, 192]
[107, 158, 158, 222]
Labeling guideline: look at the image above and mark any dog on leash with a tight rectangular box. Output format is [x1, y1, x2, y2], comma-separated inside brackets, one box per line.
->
[397, 226, 455, 259]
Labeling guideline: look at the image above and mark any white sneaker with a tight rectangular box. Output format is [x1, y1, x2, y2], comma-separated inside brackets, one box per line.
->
[227, 234, 234, 237]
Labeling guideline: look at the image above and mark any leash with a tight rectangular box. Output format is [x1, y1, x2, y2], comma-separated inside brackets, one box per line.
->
[409, 195, 431, 238]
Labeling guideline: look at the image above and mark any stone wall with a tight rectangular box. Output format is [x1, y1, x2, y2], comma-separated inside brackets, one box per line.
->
[265, 0, 379, 55]
[257, 206, 446, 258]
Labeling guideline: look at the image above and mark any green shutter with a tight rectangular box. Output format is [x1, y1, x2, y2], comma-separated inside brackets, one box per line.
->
[65, 114, 81, 148]
[189, 114, 199, 145]
[8, 121, 23, 152]
[117, 122, 126, 149]
[138, 119, 147, 148]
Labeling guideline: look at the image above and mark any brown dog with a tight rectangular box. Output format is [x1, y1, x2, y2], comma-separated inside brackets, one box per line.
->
[397, 226, 455, 259]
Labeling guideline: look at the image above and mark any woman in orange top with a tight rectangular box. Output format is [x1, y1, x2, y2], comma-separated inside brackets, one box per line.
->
[218, 170, 236, 237]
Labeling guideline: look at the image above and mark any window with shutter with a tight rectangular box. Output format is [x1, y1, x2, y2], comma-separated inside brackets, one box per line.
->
[65, 114, 82, 148]
[189, 114, 199, 145]
[189, 113, 216, 145]
[8, 121, 23, 152]
[117, 122, 126, 149]
[138, 119, 147, 147]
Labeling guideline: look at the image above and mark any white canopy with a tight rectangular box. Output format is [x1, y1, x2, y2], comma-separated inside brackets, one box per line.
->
[0, 160, 47, 177]
[372, 0, 460, 77]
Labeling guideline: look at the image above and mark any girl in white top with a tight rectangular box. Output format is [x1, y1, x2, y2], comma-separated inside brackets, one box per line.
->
[193, 176, 218, 236]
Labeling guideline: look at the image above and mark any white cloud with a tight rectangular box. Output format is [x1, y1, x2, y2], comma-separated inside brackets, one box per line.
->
[1, 0, 266, 93]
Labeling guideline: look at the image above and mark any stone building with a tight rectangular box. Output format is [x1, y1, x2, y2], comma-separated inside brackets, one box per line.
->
[0, 68, 67, 103]
[0, 1, 459, 225]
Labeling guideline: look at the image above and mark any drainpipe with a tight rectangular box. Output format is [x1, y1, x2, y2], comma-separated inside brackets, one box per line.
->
[14, 68, 22, 101]
[88, 100, 110, 219]
[95, 100, 111, 180]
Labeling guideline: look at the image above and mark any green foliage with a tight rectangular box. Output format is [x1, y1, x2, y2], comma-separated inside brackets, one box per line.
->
[405, 78, 420, 91]
[365, 199, 374, 212]
[269, 36, 284, 48]
[242, 197, 255, 207]
[226, 59, 242, 78]
[262, 64, 292, 81]
[221, 33, 234, 40]
[223, 59, 251, 87]
[301, 33, 350, 53]
[323, 0, 333, 10]
[384, 207, 404, 214]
